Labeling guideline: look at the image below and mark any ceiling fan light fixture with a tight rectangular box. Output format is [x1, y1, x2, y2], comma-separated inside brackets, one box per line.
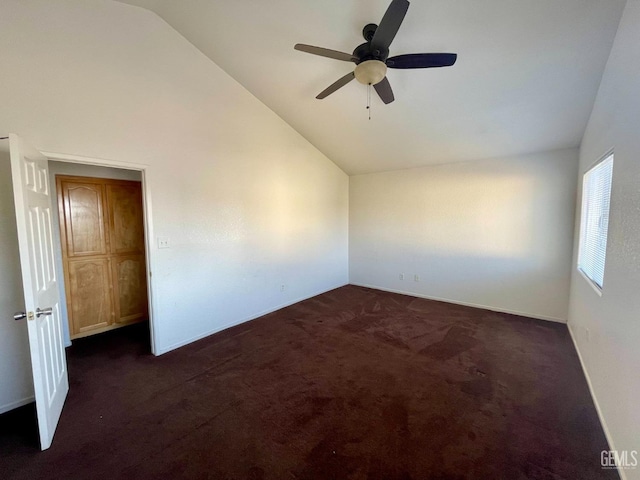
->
[354, 60, 387, 85]
[295, 0, 457, 103]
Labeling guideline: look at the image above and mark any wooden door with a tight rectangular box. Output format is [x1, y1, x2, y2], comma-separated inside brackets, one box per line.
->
[58, 178, 114, 336]
[9, 133, 68, 450]
[57, 176, 147, 339]
[106, 183, 148, 324]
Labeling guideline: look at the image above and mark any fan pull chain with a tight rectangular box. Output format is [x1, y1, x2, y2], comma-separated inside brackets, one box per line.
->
[367, 83, 372, 120]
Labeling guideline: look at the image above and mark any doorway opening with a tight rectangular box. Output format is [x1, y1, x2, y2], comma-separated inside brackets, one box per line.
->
[44, 154, 156, 356]
[1, 136, 158, 451]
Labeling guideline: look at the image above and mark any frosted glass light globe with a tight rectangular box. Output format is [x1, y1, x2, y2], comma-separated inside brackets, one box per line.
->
[354, 60, 387, 85]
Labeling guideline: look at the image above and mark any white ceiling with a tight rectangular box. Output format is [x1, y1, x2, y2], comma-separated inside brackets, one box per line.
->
[117, 0, 625, 175]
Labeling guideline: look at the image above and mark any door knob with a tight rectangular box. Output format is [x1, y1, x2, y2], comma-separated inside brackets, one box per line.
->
[36, 307, 53, 318]
[13, 311, 27, 321]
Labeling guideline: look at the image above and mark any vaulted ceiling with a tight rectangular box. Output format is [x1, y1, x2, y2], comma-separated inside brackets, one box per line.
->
[117, 0, 625, 174]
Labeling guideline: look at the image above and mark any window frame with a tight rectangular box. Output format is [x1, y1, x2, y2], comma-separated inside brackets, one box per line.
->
[577, 151, 614, 295]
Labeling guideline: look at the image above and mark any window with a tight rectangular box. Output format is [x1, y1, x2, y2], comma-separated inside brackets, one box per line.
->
[578, 153, 614, 291]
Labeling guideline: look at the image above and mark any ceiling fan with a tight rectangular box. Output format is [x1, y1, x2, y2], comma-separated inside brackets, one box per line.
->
[294, 0, 457, 104]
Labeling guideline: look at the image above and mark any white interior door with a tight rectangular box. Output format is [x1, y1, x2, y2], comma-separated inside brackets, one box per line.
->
[9, 133, 68, 450]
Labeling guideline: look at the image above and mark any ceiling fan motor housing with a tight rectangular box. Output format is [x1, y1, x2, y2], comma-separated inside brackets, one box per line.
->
[353, 41, 390, 64]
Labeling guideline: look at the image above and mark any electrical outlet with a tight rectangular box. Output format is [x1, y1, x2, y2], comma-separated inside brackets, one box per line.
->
[157, 237, 170, 249]
[414, 274, 420, 282]
[399, 274, 404, 280]
[280, 284, 286, 292]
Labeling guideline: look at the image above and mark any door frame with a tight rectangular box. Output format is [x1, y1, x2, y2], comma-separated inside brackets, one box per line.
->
[41, 150, 158, 355]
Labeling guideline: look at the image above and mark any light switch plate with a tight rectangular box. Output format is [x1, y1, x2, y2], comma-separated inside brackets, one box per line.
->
[157, 237, 170, 249]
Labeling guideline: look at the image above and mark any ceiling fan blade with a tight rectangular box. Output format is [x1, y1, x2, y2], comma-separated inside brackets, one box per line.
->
[387, 53, 457, 69]
[295, 44, 356, 62]
[371, 0, 410, 51]
[316, 72, 356, 99]
[374, 77, 395, 104]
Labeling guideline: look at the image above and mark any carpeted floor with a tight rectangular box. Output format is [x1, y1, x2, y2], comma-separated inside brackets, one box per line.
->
[0, 286, 616, 479]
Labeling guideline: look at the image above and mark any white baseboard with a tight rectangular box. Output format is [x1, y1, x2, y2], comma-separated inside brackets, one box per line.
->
[567, 323, 625, 480]
[156, 282, 348, 355]
[0, 396, 34, 415]
[350, 283, 567, 323]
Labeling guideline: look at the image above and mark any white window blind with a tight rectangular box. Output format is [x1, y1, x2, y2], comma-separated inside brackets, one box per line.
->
[578, 154, 614, 290]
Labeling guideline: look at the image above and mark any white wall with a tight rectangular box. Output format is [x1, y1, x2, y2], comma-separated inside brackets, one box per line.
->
[568, 1, 640, 477]
[0, 149, 35, 413]
[350, 149, 578, 321]
[0, 0, 348, 411]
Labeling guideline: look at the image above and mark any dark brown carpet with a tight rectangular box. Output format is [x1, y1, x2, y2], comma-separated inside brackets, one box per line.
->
[0, 286, 616, 479]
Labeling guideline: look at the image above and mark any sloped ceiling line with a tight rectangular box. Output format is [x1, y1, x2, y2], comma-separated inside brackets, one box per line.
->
[117, 0, 625, 175]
